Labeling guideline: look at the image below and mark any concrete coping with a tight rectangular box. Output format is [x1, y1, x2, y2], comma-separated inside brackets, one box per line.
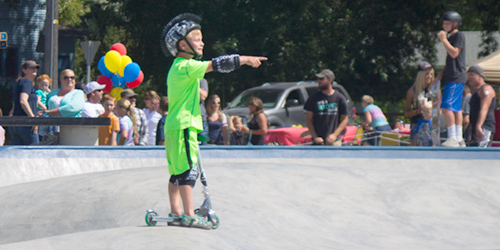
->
[0, 117, 110, 126]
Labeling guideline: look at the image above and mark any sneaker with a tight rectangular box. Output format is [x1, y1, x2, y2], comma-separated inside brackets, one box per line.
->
[458, 139, 466, 147]
[167, 213, 182, 226]
[181, 214, 212, 230]
[442, 138, 459, 147]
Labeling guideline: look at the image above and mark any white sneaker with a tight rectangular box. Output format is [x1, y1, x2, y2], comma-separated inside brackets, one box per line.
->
[442, 138, 460, 147]
[458, 139, 466, 147]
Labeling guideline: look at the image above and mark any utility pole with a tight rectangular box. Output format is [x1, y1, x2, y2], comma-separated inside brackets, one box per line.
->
[44, 0, 59, 88]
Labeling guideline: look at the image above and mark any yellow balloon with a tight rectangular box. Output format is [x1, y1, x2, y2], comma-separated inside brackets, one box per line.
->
[119, 55, 133, 77]
[104, 50, 122, 73]
[110, 87, 123, 101]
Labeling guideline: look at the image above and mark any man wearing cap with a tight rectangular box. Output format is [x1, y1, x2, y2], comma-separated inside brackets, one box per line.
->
[467, 64, 496, 147]
[120, 88, 148, 146]
[81, 81, 105, 118]
[304, 69, 348, 146]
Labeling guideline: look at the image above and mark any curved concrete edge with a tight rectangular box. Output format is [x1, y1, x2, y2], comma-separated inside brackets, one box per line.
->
[2, 145, 500, 159]
[2, 145, 500, 188]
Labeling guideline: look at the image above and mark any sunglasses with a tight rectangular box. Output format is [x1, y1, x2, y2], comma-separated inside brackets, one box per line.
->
[317, 77, 325, 80]
[213, 101, 220, 104]
[63, 76, 76, 80]
[248, 102, 255, 106]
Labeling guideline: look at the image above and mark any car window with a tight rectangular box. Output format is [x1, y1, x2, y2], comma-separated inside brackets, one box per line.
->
[286, 89, 304, 105]
[228, 88, 283, 109]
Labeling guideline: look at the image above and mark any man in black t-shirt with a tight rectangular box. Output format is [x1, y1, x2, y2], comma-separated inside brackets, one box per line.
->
[304, 69, 348, 146]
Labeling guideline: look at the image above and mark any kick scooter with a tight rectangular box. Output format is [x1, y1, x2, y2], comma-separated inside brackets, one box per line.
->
[145, 144, 220, 229]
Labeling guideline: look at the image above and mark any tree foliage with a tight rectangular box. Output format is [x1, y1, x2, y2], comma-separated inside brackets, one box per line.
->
[68, 0, 500, 106]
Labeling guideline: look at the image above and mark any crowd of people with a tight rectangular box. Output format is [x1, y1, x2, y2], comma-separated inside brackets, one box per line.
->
[1, 11, 496, 148]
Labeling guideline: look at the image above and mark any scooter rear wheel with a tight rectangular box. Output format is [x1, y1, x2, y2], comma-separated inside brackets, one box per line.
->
[145, 211, 158, 226]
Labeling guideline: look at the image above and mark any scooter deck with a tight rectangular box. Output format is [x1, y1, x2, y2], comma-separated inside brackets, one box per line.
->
[145, 210, 181, 226]
[151, 217, 176, 223]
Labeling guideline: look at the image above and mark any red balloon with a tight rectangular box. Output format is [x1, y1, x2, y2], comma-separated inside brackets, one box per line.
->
[127, 70, 144, 89]
[96, 75, 114, 93]
[110, 43, 127, 56]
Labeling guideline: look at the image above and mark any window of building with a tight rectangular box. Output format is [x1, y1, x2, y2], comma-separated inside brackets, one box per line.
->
[0, 48, 18, 79]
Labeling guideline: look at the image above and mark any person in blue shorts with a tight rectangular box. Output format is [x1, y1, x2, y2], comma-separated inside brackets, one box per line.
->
[161, 13, 267, 229]
[434, 11, 466, 147]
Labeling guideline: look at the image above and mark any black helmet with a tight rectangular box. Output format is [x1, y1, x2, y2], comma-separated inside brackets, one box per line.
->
[160, 13, 202, 57]
[440, 11, 461, 25]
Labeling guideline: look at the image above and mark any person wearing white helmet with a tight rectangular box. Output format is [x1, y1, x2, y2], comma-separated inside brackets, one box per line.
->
[160, 13, 267, 229]
[434, 11, 466, 147]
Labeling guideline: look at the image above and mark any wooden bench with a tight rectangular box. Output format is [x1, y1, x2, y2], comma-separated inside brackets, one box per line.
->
[0, 117, 110, 145]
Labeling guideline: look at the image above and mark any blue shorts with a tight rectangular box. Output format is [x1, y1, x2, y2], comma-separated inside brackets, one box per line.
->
[440, 82, 464, 112]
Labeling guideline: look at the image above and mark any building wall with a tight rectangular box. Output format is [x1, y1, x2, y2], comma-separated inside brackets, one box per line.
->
[0, 0, 46, 82]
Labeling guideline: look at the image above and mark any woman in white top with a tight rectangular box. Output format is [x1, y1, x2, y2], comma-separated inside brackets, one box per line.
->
[143, 90, 162, 145]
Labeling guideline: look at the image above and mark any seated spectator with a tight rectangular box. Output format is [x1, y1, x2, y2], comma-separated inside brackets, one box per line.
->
[143, 90, 162, 145]
[361, 95, 392, 146]
[82, 81, 105, 118]
[228, 115, 246, 145]
[98, 94, 120, 146]
[206, 94, 228, 145]
[156, 96, 169, 145]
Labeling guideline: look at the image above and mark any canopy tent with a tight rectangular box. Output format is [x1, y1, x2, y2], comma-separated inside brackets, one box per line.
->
[470, 49, 500, 86]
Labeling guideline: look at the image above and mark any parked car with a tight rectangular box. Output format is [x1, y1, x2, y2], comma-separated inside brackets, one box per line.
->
[223, 81, 356, 128]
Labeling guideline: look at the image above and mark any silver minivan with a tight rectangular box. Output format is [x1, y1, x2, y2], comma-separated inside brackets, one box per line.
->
[223, 81, 355, 127]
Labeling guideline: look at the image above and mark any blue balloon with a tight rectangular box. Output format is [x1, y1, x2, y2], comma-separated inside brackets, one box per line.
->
[119, 76, 127, 87]
[98, 56, 114, 78]
[123, 62, 141, 83]
[111, 74, 120, 87]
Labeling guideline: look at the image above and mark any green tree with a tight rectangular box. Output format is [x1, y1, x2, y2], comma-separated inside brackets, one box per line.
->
[64, 0, 500, 106]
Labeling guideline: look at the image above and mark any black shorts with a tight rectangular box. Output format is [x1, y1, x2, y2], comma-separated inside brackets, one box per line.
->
[169, 164, 199, 187]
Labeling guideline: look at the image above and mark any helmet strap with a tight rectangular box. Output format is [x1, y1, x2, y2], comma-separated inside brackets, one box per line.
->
[448, 23, 459, 34]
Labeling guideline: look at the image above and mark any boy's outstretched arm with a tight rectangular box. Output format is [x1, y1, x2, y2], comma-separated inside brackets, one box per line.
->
[206, 55, 267, 73]
[240, 56, 268, 68]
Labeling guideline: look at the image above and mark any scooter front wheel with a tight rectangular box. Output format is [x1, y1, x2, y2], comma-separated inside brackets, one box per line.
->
[209, 214, 220, 229]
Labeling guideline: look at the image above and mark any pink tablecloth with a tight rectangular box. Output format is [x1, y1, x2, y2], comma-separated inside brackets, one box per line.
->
[264, 127, 308, 146]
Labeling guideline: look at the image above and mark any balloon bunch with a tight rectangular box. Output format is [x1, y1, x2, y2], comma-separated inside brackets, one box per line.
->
[96, 43, 144, 100]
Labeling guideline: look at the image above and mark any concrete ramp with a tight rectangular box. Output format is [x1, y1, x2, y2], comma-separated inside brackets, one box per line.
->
[0, 146, 500, 249]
